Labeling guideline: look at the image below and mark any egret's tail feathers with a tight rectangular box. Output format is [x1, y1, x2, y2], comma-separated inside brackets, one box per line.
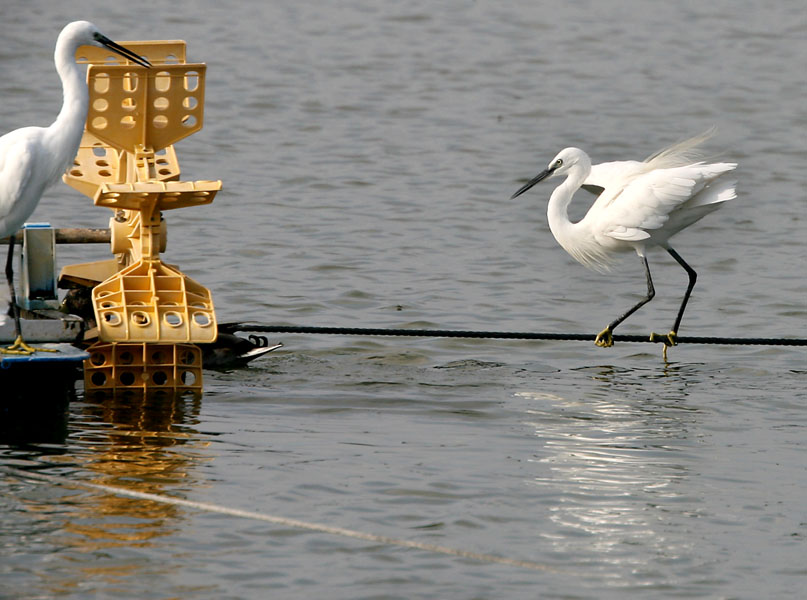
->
[688, 177, 738, 209]
[715, 180, 738, 203]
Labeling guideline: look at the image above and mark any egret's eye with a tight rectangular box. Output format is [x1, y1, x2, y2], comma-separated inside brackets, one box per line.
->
[554, 159, 563, 168]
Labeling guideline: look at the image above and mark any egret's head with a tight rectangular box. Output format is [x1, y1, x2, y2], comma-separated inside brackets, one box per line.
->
[511, 147, 591, 199]
[546, 147, 591, 175]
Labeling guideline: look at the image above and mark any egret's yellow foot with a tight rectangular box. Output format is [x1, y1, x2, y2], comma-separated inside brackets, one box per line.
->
[0, 346, 30, 355]
[649, 331, 677, 362]
[649, 331, 677, 347]
[0, 336, 58, 355]
[594, 327, 614, 348]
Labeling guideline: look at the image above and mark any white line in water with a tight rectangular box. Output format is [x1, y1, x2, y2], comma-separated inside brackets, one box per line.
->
[2, 466, 558, 572]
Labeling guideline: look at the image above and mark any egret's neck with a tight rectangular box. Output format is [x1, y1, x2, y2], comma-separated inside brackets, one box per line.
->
[547, 165, 588, 244]
[46, 37, 89, 181]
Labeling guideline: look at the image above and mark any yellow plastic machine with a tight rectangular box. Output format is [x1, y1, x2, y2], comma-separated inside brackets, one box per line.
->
[61, 40, 221, 393]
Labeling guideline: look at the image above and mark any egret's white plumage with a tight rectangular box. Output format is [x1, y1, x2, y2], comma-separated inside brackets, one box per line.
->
[0, 21, 149, 354]
[511, 131, 738, 354]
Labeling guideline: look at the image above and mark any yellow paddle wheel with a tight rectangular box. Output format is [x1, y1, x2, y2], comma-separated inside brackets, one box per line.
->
[61, 39, 221, 393]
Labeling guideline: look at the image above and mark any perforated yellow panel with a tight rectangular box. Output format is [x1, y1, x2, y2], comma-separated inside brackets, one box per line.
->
[84, 341, 203, 392]
[93, 260, 216, 344]
[146, 64, 206, 152]
[94, 180, 220, 212]
[85, 65, 148, 154]
[64, 132, 182, 199]
[63, 132, 121, 198]
[85, 63, 206, 154]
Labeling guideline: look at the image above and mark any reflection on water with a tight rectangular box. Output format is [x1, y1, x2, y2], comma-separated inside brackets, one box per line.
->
[67, 392, 206, 542]
[517, 367, 703, 583]
[2, 391, 208, 597]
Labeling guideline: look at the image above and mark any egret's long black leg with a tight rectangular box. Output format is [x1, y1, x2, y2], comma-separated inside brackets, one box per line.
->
[667, 247, 697, 335]
[5, 234, 21, 339]
[2, 235, 24, 354]
[2, 234, 56, 354]
[4, 234, 13, 278]
[595, 255, 655, 347]
[648, 247, 698, 360]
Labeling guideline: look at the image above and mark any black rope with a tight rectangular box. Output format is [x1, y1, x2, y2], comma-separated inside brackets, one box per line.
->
[223, 323, 807, 347]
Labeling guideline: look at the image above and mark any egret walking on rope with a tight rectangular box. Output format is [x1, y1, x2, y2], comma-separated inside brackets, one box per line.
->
[0, 21, 150, 354]
[510, 131, 737, 358]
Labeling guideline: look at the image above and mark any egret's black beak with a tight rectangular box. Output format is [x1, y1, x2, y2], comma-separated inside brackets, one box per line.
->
[96, 33, 151, 68]
[510, 167, 554, 199]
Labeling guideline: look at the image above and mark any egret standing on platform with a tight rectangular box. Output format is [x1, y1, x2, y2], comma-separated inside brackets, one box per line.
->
[0, 21, 150, 354]
[511, 131, 737, 357]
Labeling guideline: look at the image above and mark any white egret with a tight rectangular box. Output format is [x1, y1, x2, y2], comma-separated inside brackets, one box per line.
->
[511, 131, 737, 355]
[0, 21, 150, 354]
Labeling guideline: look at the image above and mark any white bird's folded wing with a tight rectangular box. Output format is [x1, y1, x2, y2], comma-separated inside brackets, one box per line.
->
[601, 162, 737, 239]
[0, 130, 36, 226]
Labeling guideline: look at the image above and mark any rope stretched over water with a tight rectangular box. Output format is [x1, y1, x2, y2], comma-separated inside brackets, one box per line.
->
[1, 466, 557, 573]
[225, 323, 807, 347]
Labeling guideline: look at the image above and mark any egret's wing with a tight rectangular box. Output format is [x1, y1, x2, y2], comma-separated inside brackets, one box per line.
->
[584, 160, 646, 193]
[600, 162, 737, 240]
[584, 160, 651, 218]
[0, 130, 36, 224]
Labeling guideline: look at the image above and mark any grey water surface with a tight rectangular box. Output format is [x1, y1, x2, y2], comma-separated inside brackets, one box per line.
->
[1, 1, 805, 598]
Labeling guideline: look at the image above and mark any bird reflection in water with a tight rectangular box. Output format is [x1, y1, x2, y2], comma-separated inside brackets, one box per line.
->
[516, 371, 701, 574]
